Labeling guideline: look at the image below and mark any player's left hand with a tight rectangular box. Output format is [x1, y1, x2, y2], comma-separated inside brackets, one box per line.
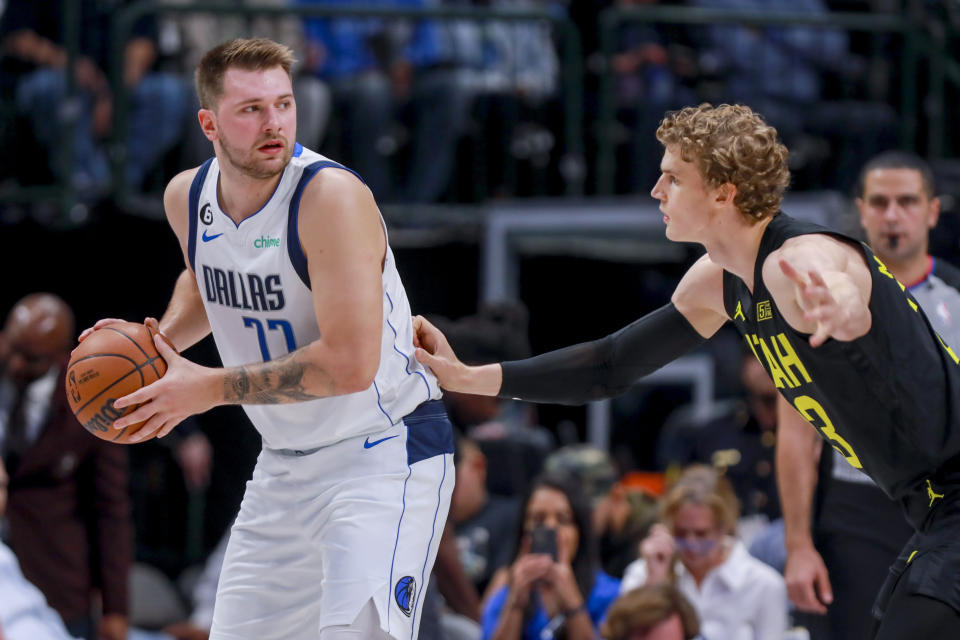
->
[111, 332, 219, 441]
[98, 613, 128, 640]
[412, 315, 466, 390]
[779, 259, 863, 347]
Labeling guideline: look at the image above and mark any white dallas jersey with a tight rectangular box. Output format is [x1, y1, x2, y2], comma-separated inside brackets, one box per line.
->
[187, 144, 440, 450]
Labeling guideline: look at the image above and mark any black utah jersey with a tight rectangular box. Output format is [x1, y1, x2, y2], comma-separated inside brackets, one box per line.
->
[722, 213, 960, 528]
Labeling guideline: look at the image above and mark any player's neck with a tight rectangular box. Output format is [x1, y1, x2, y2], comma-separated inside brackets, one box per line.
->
[703, 213, 771, 291]
[216, 163, 284, 224]
[888, 253, 932, 288]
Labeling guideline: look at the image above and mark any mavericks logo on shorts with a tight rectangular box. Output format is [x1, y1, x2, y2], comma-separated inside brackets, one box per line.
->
[394, 576, 416, 616]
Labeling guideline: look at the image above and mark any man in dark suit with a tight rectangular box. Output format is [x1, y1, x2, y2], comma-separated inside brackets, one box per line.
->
[0, 293, 131, 640]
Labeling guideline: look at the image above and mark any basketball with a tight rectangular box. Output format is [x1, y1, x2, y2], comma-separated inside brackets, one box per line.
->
[65, 321, 168, 444]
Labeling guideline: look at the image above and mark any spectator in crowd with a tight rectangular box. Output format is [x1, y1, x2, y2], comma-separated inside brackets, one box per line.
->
[778, 151, 960, 639]
[0, 0, 188, 198]
[160, 531, 229, 640]
[544, 444, 619, 511]
[657, 352, 781, 523]
[481, 473, 621, 639]
[622, 465, 787, 640]
[592, 477, 660, 581]
[452, 435, 522, 598]
[0, 293, 131, 640]
[544, 443, 659, 579]
[601, 584, 701, 640]
[693, 0, 897, 189]
[0, 458, 80, 640]
[161, 0, 332, 164]
[611, 0, 699, 193]
[298, 0, 473, 202]
[463, 0, 564, 199]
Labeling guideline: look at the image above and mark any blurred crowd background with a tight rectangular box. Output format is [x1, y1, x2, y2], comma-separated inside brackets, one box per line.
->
[2, 1, 960, 639]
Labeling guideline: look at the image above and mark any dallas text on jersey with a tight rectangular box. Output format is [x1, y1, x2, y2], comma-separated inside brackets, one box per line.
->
[202, 265, 285, 311]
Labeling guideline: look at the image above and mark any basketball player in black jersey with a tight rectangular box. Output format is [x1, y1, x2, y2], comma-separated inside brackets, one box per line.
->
[413, 104, 960, 638]
[779, 152, 960, 640]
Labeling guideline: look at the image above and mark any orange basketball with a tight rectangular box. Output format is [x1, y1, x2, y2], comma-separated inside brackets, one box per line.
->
[65, 321, 167, 444]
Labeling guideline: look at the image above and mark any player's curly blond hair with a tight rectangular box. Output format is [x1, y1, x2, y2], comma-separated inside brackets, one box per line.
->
[657, 103, 790, 222]
[195, 38, 295, 110]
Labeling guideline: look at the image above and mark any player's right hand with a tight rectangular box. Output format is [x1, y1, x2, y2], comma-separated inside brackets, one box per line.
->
[785, 545, 833, 614]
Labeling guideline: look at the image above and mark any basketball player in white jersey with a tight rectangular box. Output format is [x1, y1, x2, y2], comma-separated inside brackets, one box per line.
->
[79, 38, 453, 640]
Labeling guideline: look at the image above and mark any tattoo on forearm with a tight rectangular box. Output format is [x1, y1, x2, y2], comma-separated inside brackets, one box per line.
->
[224, 351, 335, 404]
[230, 369, 251, 400]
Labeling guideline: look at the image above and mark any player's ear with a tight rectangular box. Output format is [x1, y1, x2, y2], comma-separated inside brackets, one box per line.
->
[716, 182, 737, 206]
[929, 195, 941, 229]
[198, 108, 217, 142]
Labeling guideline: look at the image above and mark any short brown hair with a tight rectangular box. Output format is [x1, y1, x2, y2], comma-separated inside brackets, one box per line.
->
[657, 103, 790, 222]
[195, 38, 295, 110]
[660, 464, 739, 535]
[857, 150, 936, 198]
[601, 584, 700, 640]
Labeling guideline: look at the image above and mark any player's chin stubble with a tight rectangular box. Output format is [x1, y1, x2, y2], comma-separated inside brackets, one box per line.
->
[219, 133, 291, 180]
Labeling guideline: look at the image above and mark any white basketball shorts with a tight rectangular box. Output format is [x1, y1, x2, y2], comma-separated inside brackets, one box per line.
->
[209, 400, 454, 640]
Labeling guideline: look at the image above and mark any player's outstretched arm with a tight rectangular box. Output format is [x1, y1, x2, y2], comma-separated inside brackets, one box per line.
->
[777, 396, 833, 614]
[414, 254, 727, 404]
[765, 235, 872, 347]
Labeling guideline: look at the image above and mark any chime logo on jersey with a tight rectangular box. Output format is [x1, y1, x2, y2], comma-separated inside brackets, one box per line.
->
[395, 576, 416, 616]
[254, 235, 281, 249]
[757, 300, 773, 321]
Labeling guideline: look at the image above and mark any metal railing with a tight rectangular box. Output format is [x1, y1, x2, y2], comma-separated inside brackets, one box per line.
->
[593, 6, 927, 195]
[0, 0, 81, 219]
[108, 1, 584, 206]
[6, 4, 960, 217]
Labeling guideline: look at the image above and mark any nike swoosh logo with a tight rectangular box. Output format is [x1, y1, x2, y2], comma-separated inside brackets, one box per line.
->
[363, 434, 398, 449]
[202, 230, 224, 242]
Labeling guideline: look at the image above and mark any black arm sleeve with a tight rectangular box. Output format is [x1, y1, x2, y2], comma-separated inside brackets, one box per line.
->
[497, 303, 707, 405]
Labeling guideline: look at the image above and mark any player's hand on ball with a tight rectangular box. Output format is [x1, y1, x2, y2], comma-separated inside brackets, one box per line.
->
[77, 318, 128, 346]
[111, 332, 217, 441]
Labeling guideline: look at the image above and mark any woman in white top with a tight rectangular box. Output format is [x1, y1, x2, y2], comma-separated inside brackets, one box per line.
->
[620, 465, 788, 640]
